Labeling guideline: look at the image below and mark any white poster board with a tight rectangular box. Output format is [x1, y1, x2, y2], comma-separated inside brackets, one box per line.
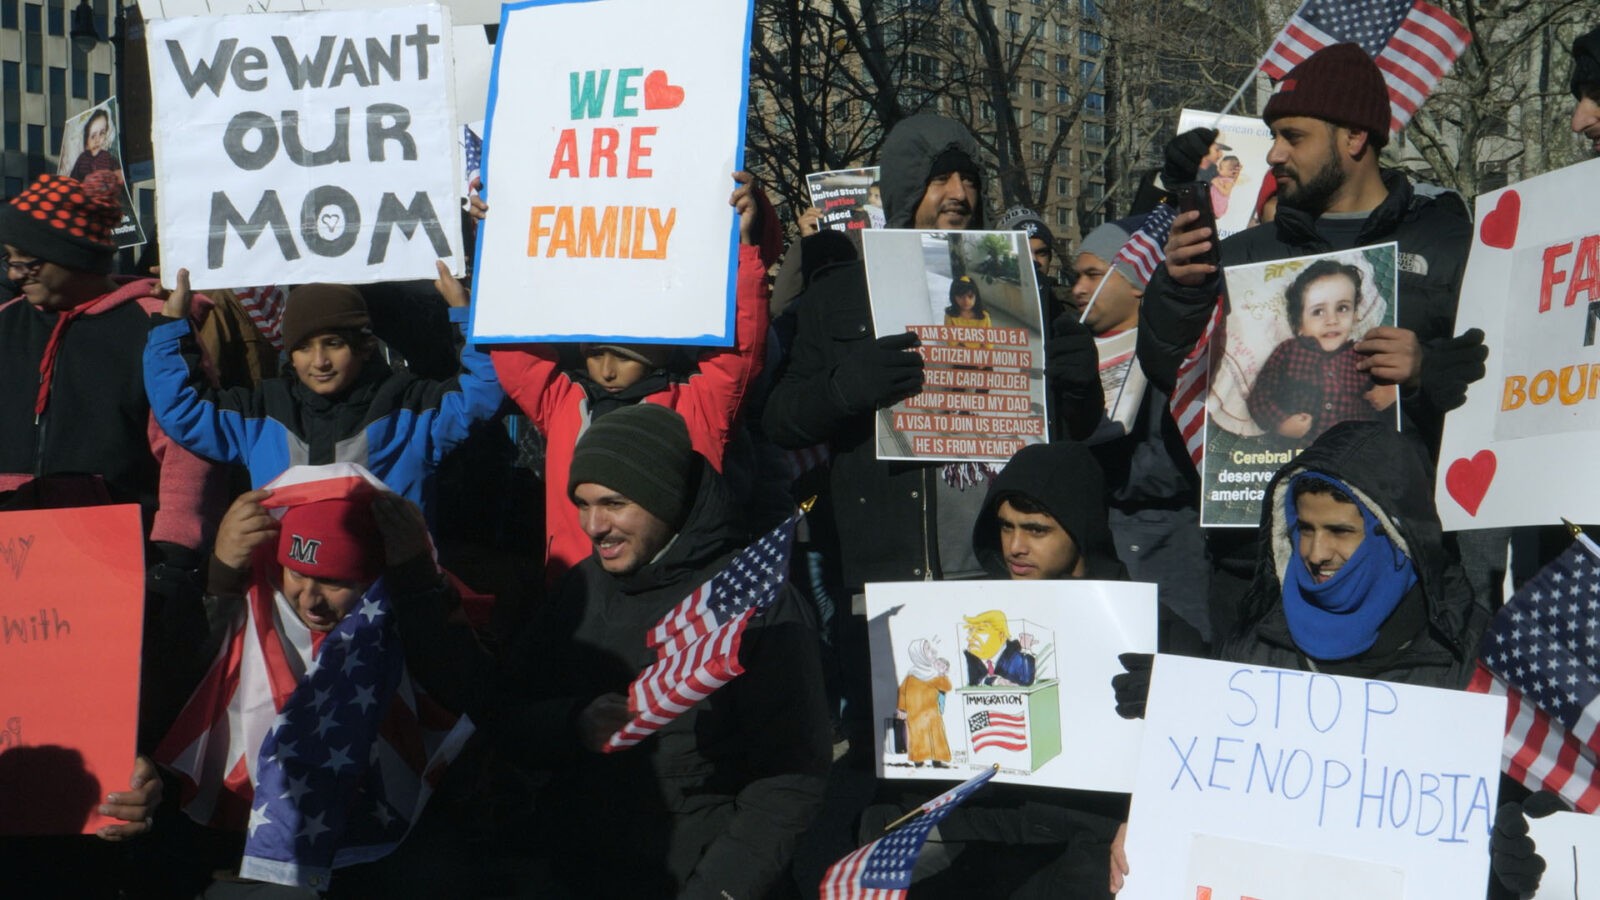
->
[1176, 108, 1274, 239]
[1529, 810, 1600, 899]
[148, 5, 462, 289]
[1118, 654, 1506, 900]
[862, 229, 1049, 463]
[1201, 245, 1400, 527]
[468, 0, 753, 346]
[1436, 157, 1600, 530]
[864, 580, 1155, 793]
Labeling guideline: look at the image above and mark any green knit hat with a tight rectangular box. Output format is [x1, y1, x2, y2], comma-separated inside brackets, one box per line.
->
[568, 404, 694, 528]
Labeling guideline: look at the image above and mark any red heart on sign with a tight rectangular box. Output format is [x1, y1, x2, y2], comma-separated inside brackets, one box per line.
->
[1478, 190, 1520, 249]
[1445, 450, 1497, 516]
[644, 70, 685, 110]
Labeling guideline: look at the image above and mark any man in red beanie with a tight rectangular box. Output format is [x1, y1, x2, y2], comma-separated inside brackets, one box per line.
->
[1135, 43, 1488, 640]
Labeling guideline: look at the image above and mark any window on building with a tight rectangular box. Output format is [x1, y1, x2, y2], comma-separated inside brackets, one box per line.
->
[45, 0, 59, 35]
[71, 49, 86, 97]
[1080, 0, 1099, 19]
[1080, 30, 1103, 54]
[1005, 10, 1019, 33]
[92, 0, 105, 38]
[1057, 23, 1071, 42]
[25, 64, 40, 93]
[4, 177, 21, 197]
[1084, 122, 1106, 144]
[1057, 146, 1069, 163]
[1010, 76, 1019, 95]
[1056, 115, 1069, 134]
[1032, 113, 1045, 133]
[1030, 48, 1045, 68]
[93, 71, 109, 102]
[3, 123, 18, 151]
[1031, 174, 1045, 196]
[909, 53, 939, 78]
[1057, 207, 1069, 226]
[1, 0, 17, 29]
[1085, 91, 1105, 113]
[2, 59, 16, 92]
[981, 101, 995, 122]
[1083, 151, 1103, 169]
[1031, 141, 1045, 161]
[1085, 182, 1105, 202]
[22, 0, 35, 30]
[1056, 54, 1069, 73]
[1032, 79, 1044, 99]
[832, 100, 852, 122]
[1056, 176, 1069, 194]
[954, 29, 967, 48]
[1056, 84, 1070, 104]
[48, 65, 63, 152]
[27, 123, 44, 153]
[1080, 60, 1103, 86]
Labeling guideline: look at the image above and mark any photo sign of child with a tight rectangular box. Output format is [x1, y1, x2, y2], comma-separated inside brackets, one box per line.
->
[1201, 244, 1401, 526]
[862, 229, 1048, 464]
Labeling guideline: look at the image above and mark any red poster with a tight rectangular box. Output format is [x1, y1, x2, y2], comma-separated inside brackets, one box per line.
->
[0, 504, 144, 835]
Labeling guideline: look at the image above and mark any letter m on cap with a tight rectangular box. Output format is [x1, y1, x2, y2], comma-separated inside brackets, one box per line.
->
[288, 535, 321, 566]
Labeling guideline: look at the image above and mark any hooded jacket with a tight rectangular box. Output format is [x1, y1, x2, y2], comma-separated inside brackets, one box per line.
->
[1218, 421, 1485, 688]
[971, 441, 1127, 581]
[763, 115, 992, 591]
[394, 458, 830, 900]
[0, 278, 220, 549]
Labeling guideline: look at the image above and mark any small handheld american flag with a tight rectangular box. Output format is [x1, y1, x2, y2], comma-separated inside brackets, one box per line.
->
[605, 506, 804, 751]
[1471, 530, 1600, 812]
[819, 765, 999, 899]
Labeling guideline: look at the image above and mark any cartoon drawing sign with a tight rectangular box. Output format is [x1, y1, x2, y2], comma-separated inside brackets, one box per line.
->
[0, 504, 144, 836]
[468, 0, 754, 346]
[147, 5, 463, 290]
[865, 580, 1155, 792]
[1117, 655, 1504, 900]
[1436, 157, 1600, 529]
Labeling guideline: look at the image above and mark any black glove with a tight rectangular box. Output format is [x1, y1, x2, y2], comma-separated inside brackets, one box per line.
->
[1490, 790, 1565, 895]
[1046, 313, 1103, 440]
[830, 331, 924, 414]
[146, 541, 205, 607]
[1111, 652, 1153, 719]
[1161, 128, 1219, 189]
[1419, 327, 1487, 413]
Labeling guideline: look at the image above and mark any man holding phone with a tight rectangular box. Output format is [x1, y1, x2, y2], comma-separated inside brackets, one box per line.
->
[1134, 42, 1488, 639]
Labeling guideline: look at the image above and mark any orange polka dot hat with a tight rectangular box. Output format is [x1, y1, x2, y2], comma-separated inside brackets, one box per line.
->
[0, 172, 122, 273]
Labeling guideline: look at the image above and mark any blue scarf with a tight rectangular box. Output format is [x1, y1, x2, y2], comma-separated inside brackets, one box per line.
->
[1281, 472, 1418, 660]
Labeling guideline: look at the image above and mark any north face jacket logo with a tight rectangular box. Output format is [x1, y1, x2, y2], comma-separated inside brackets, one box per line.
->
[1398, 252, 1430, 276]
[288, 535, 321, 565]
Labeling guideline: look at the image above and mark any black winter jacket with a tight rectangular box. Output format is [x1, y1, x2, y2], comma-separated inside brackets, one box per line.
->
[394, 460, 831, 900]
[1217, 421, 1486, 688]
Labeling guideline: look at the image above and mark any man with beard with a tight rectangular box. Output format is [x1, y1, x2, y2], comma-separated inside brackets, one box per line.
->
[1135, 42, 1487, 641]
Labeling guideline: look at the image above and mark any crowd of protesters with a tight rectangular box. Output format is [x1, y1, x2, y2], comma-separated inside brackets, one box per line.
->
[1, 26, 1599, 900]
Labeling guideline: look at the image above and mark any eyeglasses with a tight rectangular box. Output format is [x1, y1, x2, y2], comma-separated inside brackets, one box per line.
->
[2, 257, 45, 277]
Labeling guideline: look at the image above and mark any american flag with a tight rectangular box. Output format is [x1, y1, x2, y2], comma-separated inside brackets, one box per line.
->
[234, 285, 288, 352]
[605, 508, 802, 750]
[1260, 0, 1471, 134]
[1469, 537, 1600, 813]
[968, 709, 1028, 752]
[1168, 301, 1225, 468]
[819, 765, 998, 899]
[1113, 202, 1177, 288]
[463, 124, 483, 189]
[154, 465, 473, 887]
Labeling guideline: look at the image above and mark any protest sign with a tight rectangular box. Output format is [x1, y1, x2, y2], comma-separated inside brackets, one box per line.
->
[57, 98, 147, 249]
[1528, 810, 1600, 899]
[0, 504, 144, 836]
[862, 229, 1048, 463]
[1201, 244, 1399, 526]
[1117, 655, 1505, 900]
[1176, 109, 1273, 240]
[148, 5, 462, 290]
[864, 580, 1155, 792]
[1436, 157, 1600, 530]
[467, 0, 753, 345]
[1092, 328, 1145, 438]
[805, 167, 881, 232]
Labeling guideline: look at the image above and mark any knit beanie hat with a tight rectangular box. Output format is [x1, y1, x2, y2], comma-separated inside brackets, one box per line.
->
[1077, 215, 1150, 289]
[1262, 43, 1391, 148]
[996, 206, 1055, 248]
[568, 403, 694, 529]
[584, 343, 673, 370]
[0, 173, 121, 273]
[1573, 25, 1600, 99]
[927, 146, 981, 185]
[280, 283, 371, 352]
[277, 497, 383, 584]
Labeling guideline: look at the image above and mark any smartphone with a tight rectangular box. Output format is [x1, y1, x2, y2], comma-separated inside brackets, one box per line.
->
[1174, 182, 1221, 268]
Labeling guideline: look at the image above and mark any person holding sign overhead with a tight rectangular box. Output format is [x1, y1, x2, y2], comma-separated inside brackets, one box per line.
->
[487, 171, 773, 587]
[142, 267, 504, 522]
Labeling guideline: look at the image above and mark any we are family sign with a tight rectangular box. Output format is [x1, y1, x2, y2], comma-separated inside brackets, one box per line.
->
[470, 0, 754, 345]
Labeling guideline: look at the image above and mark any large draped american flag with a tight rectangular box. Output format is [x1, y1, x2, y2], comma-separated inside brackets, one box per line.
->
[604, 506, 803, 751]
[154, 464, 474, 888]
[1470, 534, 1600, 813]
